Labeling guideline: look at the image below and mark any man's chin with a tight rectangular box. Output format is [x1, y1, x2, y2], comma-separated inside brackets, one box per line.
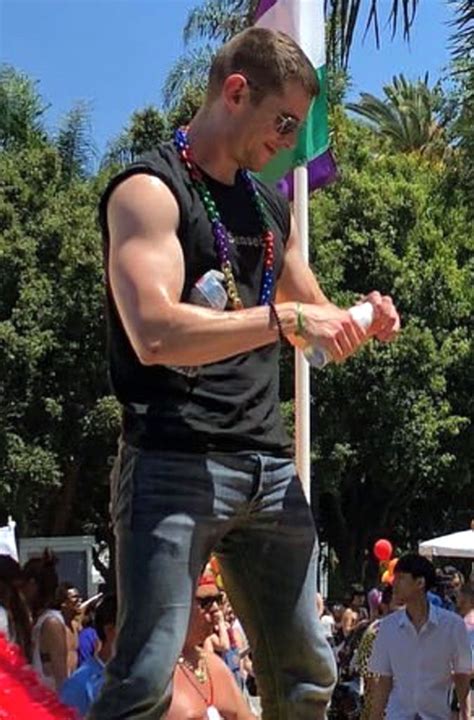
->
[245, 158, 267, 173]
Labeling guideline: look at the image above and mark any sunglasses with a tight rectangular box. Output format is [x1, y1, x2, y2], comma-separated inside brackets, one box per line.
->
[274, 113, 302, 136]
[197, 593, 223, 610]
[241, 74, 302, 137]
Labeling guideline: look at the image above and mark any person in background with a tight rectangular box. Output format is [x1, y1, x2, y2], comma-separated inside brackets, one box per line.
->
[445, 566, 465, 597]
[78, 606, 100, 667]
[458, 583, 474, 639]
[454, 584, 474, 720]
[168, 574, 256, 720]
[342, 586, 367, 638]
[332, 603, 345, 647]
[55, 582, 82, 676]
[316, 592, 324, 619]
[369, 553, 472, 720]
[367, 588, 382, 622]
[22, 550, 68, 691]
[61, 595, 117, 718]
[320, 604, 336, 647]
[0, 554, 32, 661]
[356, 585, 398, 720]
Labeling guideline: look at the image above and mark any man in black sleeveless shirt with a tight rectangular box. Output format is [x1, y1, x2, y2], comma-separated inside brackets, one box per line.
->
[91, 28, 400, 720]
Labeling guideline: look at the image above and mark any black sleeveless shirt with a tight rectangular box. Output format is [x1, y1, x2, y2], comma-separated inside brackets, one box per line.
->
[99, 142, 292, 455]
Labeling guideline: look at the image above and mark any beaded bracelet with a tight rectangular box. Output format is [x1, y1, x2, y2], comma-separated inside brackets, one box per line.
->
[295, 303, 306, 336]
[269, 302, 285, 342]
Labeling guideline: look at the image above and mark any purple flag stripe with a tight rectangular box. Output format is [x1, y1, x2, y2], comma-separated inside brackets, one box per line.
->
[276, 150, 339, 201]
[255, 0, 279, 21]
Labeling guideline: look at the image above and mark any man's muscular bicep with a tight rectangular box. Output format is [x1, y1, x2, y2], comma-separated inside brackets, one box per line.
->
[107, 173, 185, 363]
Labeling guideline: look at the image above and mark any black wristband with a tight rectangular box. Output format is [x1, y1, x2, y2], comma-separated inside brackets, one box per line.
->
[269, 302, 285, 343]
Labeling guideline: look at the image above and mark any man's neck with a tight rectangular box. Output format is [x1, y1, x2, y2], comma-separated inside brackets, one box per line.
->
[61, 611, 74, 627]
[187, 111, 239, 185]
[406, 595, 429, 630]
[181, 640, 205, 666]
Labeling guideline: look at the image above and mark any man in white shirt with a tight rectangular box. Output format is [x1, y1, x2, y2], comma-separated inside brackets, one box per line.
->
[368, 553, 472, 720]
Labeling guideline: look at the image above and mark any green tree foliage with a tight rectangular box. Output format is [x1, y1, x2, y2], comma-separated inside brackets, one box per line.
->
[306, 117, 473, 582]
[1, 54, 472, 594]
[102, 90, 205, 170]
[0, 138, 120, 546]
[55, 101, 96, 184]
[0, 65, 48, 151]
[102, 106, 169, 168]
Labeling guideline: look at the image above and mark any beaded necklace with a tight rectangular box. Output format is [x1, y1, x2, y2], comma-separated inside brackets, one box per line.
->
[174, 127, 275, 309]
[178, 656, 215, 709]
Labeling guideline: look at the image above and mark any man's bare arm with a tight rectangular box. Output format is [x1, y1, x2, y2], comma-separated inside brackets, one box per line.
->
[276, 214, 332, 307]
[41, 617, 69, 690]
[107, 174, 367, 366]
[453, 673, 471, 720]
[368, 675, 393, 720]
[276, 214, 400, 345]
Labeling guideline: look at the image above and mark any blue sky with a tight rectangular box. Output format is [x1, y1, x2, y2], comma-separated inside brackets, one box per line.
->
[1, 0, 453, 159]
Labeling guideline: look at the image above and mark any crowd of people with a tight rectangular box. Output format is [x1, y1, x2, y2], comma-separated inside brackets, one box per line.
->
[319, 556, 474, 720]
[0, 550, 260, 718]
[0, 548, 473, 719]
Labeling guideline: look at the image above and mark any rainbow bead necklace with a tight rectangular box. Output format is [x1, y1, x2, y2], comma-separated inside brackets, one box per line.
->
[174, 127, 275, 309]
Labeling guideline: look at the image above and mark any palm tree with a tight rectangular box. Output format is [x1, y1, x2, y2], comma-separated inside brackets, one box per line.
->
[163, 0, 421, 107]
[183, 0, 258, 44]
[346, 74, 446, 155]
[163, 46, 213, 108]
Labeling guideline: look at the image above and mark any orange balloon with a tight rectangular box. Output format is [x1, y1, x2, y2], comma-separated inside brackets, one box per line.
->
[388, 558, 398, 573]
[381, 570, 394, 585]
[210, 556, 220, 572]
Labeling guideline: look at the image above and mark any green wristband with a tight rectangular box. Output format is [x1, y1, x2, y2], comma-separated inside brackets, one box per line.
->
[295, 303, 306, 336]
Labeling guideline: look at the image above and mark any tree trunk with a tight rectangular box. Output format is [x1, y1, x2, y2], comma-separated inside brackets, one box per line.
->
[49, 461, 80, 535]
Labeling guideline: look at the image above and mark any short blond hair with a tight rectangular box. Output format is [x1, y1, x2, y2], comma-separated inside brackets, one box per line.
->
[208, 27, 319, 104]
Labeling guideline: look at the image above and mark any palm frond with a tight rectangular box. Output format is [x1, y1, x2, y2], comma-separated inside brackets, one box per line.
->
[184, 0, 249, 45]
[449, 0, 474, 62]
[325, 0, 419, 69]
[163, 45, 215, 108]
[346, 73, 445, 155]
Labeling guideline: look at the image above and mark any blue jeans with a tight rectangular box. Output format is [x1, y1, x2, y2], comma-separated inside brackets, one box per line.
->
[88, 443, 336, 720]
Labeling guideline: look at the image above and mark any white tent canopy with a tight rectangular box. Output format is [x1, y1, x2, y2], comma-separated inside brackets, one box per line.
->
[418, 529, 474, 559]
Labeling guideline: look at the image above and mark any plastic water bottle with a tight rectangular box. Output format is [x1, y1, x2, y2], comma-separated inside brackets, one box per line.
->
[304, 301, 374, 369]
[167, 270, 228, 377]
[189, 269, 228, 310]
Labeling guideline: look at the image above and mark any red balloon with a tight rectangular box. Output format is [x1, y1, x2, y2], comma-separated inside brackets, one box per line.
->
[374, 539, 393, 562]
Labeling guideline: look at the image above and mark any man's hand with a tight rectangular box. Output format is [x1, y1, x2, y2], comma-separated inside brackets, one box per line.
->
[299, 303, 367, 363]
[363, 291, 400, 342]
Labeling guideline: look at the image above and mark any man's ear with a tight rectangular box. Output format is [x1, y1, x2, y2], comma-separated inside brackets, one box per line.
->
[416, 576, 426, 592]
[222, 74, 249, 109]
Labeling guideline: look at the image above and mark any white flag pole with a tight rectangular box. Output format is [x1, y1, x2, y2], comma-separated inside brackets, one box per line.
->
[293, 165, 311, 502]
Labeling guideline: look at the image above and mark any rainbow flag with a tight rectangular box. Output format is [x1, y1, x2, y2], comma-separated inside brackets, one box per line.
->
[255, 0, 337, 194]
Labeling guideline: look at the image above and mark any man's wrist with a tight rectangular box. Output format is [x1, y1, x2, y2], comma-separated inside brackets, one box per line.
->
[295, 303, 306, 337]
[272, 302, 303, 338]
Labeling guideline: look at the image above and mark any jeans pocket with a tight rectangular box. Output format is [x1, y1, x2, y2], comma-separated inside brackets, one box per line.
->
[110, 444, 138, 529]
